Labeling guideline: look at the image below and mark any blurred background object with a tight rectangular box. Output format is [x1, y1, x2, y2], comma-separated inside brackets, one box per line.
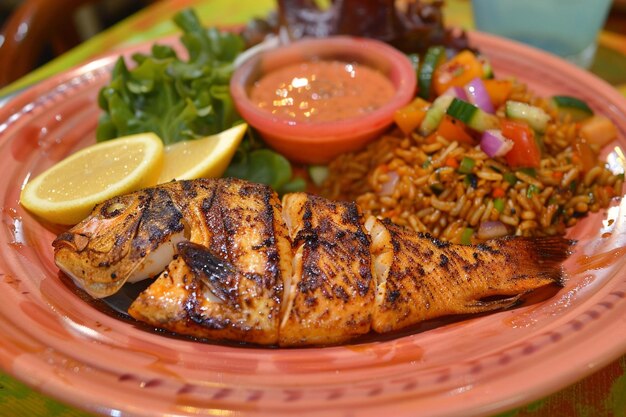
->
[471, 0, 612, 68]
[606, 0, 626, 31]
[0, 0, 625, 90]
[0, 0, 156, 87]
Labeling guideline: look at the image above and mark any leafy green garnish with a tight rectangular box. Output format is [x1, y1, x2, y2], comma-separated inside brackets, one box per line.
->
[96, 8, 303, 193]
[97, 9, 244, 145]
[225, 136, 304, 194]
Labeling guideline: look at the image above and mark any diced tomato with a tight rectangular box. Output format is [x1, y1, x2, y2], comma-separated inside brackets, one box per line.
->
[425, 132, 438, 143]
[492, 187, 506, 198]
[501, 119, 541, 168]
[433, 50, 484, 96]
[445, 156, 459, 168]
[483, 79, 513, 108]
[435, 115, 475, 144]
[394, 97, 430, 134]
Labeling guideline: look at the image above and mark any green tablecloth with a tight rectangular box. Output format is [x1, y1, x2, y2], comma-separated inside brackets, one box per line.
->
[1, 1, 626, 416]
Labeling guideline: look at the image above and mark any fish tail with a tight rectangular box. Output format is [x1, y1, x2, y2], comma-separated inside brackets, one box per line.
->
[368, 215, 577, 332]
[488, 236, 576, 286]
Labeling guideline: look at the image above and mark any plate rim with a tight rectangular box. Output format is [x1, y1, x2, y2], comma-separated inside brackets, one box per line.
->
[1, 30, 626, 417]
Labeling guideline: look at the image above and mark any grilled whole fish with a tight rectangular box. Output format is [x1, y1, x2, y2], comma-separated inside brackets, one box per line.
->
[53, 178, 574, 346]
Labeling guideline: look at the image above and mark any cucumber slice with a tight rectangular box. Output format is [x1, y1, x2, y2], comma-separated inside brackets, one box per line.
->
[505, 100, 550, 133]
[418, 46, 446, 100]
[418, 94, 455, 136]
[446, 98, 499, 132]
[407, 53, 420, 72]
[550, 95, 593, 121]
[308, 165, 329, 186]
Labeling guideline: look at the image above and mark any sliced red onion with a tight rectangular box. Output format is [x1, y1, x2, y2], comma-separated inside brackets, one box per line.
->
[464, 77, 494, 113]
[442, 86, 468, 101]
[477, 221, 508, 240]
[480, 129, 514, 157]
[378, 170, 399, 196]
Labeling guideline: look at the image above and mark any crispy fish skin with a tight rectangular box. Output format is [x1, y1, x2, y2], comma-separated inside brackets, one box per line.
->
[128, 246, 281, 345]
[54, 178, 574, 346]
[128, 178, 291, 345]
[279, 193, 374, 346]
[365, 217, 574, 333]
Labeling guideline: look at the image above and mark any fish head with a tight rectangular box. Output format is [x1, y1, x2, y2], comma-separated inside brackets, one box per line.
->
[53, 186, 187, 298]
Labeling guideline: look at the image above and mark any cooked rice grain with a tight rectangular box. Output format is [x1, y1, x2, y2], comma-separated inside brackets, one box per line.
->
[318, 82, 623, 244]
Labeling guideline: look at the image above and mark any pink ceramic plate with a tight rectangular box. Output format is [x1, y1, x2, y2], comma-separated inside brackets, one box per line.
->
[1, 32, 625, 417]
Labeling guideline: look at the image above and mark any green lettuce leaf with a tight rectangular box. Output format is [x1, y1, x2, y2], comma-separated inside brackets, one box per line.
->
[96, 8, 304, 193]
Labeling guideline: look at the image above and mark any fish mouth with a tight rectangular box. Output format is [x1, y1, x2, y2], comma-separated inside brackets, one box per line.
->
[55, 230, 187, 299]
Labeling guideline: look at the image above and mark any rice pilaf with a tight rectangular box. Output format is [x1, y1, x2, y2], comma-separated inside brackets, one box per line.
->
[319, 80, 623, 244]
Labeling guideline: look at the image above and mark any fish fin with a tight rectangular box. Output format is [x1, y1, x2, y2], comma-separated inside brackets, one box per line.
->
[457, 236, 575, 314]
[128, 258, 195, 325]
[176, 241, 241, 306]
[467, 293, 524, 310]
[479, 236, 576, 286]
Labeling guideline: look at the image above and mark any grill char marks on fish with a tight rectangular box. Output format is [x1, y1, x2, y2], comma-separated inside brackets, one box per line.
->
[279, 193, 375, 346]
[365, 217, 572, 333]
[127, 178, 291, 345]
[53, 178, 575, 346]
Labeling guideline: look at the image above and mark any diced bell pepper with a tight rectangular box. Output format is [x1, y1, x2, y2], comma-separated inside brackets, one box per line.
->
[433, 50, 485, 96]
[483, 79, 513, 108]
[435, 115, 475, 144]
[394, 97, 430, 135]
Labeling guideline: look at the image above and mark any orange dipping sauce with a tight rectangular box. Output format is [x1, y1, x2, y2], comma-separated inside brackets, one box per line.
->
[250, 60, 395, 123]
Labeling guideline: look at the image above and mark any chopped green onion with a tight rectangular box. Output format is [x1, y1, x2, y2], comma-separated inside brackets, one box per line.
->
[518, 167, 537, 178]
[460, 227, 474, 245]
[493, 198, 505, 213]
[422, 157, 432, 168]
[503, 172, 517, 185]
[526, 184, 540, 198]
[458, 157, 476, 174]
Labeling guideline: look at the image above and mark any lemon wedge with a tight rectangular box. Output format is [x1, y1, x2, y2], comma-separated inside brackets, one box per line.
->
[157, 123, 247, 183]
[20, 133, 164, 225]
